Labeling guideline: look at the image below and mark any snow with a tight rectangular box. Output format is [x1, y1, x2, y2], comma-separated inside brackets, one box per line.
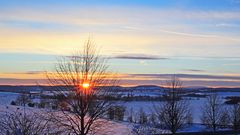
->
[0, 92, 132, 135]
[122, 91, 163, 97]
[95, 121, 132, 135]
[0, 92, 19, 105]
[0, 91, 239, 134]
[0, 104, 132, 135]
[190, 98, 207, 123]
[179, 124, 206, 132]
[122, 100, 206, 123]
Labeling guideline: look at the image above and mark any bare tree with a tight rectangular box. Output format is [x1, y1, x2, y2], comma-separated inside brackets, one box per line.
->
[153, 76, 191, 134]
[0, 109, 52, 135]
[47, 40, 118, 135]
[230, 104, 240, 130]
[219, 107, 230, 128]
[15, 93, 32, 107]
[149, 112, 157, 125]
[127, 107, 134, 123]
[201, 93, 222, 132]
[138, 107, 147, 124]
[131, 125, 157, 135]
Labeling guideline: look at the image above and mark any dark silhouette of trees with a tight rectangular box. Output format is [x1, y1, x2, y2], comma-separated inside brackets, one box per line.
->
[230, 104, 240, 130]
[138, 107, 147, 124]
[0, 109, 52, 135]
[15, 93, 32, 107]
[219, 108, 230, 128]
[153, 76, 192, 134]
[47, 40, 118, 135]
[201, 93, 223, 132]
[107, 105, 125, 121]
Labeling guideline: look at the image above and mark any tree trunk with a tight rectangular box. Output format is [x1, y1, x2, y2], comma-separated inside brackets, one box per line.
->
[81, 115, 85, 135]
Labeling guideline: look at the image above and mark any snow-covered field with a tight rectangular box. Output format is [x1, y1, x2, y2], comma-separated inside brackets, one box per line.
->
[121, 91, 240, 123]
[0, 92, 19, 105]
[122, 99, 207, 123]
[0, 92, 132, 135]
[0, 91, 239, 134]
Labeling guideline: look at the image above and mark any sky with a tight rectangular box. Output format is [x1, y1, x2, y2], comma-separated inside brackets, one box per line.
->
[0, 0, 240, 87]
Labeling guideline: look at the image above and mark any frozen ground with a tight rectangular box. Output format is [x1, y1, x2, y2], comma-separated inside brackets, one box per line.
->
[0, 104, 132, 135]
[0, 91, 239, 134]
[121, 91, 240, 123]
[0, 92, 19, 105]
[0, 92, 132, 135]
[121, 98, 206, 123]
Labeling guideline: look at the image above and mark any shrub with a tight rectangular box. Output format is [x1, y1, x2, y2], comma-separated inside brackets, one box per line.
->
[28, 102, 35, 107]
[38, 102, 45, 108]
[115, 105, 125, 121]
[10, 101, 16, 105]
[107, 105, 125, 121]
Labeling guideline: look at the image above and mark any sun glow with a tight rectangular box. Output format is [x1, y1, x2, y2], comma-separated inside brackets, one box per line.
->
[82, 82, 90, 89]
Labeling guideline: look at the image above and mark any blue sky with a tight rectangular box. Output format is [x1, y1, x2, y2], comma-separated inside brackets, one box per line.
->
[1, 0, 239, 10]
[0, 0, 240, 86]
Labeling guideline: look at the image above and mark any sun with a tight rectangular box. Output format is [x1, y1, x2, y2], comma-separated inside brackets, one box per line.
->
[82, 82, 90, 89]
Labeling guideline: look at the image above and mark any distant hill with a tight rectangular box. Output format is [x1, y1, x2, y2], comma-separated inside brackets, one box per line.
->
[0, 85, 240, 93]
[0, 85, 36, 93]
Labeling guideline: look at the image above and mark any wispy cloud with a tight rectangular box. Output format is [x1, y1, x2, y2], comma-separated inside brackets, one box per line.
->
[0, 78, 47, 85]
[1, 7, 240, 26]
[113, 54, 168, 60]
[119, 73, 240, 87]
[120, 79, 240, 87]
[1, 73, 240, 87]
[0, 6, 240, 57]
[0, 4, 240, 84]
[23, 71, 46, 75]
[215, 23, 240, 28]
[126, 74, 240, 80]
[182, 69, 206, 72]
[2, 71, 46, 75]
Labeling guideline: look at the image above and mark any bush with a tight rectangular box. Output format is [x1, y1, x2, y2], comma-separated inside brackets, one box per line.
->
[28, 102, 35, 107]
[115, 106, 125, 121]
[52, 105, 57, 110]
[10, 101, 16, 105]
[225, 96, 240, 104]
[139, 108, 147, 124]
[59, 101, 70, 111]
[15, 94, 32, 106]
[149, 112, 157, 125]
[107, 105, 125, 121]
[108, 107, 115, 120]
[38, 102, 45, 108]
[127, 108, 134, 123]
